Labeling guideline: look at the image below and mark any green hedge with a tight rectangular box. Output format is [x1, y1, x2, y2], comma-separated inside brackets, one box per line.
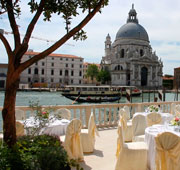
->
[0, 135, 82, 170]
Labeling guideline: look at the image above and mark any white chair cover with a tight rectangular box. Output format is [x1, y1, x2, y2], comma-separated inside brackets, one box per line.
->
[123, 106, 131, 120]
[155, 132, 180, 170]
[63, 119, 84, 161]
[16, 121, 25, 137]
[119, 109, 132, 142]
[115, 117, 148, 170]
[81, 113, 100, 153]
[15, 109, 25, 120]
[55, 108, 71, 120]
[147, 112, 162, 127]
[175, 104, 180, 116]
[171, 103, 176, 115]
[132, 114, 146, 142]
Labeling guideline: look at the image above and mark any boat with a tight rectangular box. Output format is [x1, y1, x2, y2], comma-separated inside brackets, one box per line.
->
[61, 85, 121, 97]
[66, 95, 121, 103]
[120, 86, 141, 96]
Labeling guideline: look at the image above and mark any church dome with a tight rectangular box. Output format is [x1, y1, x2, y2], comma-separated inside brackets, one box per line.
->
[116, 22, 149, 42]
[116, 4, 149, 42]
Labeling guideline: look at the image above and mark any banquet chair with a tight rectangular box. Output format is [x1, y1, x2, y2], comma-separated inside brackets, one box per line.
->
[123, 106, 131, 120]
[115, 116, 148, 170]
[119, 108, 133, 142]
[15, 109, 26, 120]
[81, 113, 99, 153]
[174, 104, 180, 116]
[132, 114, 146, 142]
[155, 132, 180, 170]
[55, 108, 71, 120]
[0, 122, 25, 139]
[60, 119, 84, 161]
[16, 121, 25, 137]
[147, 112, 162, 127]
[171, 103, 176, 115]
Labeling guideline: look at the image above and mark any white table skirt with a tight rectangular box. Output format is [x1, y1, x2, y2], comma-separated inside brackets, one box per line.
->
[145, 125, 180, 170]
[23, 117, 70, 136]
[133, 112, 174, 125]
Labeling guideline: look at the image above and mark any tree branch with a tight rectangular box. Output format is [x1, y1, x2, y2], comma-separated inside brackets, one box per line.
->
[6, 0, 21, 48]
[22, 0, 44, 45]
[0, 33, 13, 61]
[17, 0, 105, 74]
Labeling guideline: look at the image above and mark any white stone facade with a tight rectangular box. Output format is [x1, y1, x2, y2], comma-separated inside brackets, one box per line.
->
[20, 50, 84, 87]
[101, 5, 163, 87]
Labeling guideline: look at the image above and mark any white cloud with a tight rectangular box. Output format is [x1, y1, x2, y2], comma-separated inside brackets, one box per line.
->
[1, 0, 180, 75]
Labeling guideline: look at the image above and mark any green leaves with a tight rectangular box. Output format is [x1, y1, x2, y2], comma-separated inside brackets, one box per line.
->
[97, 69, 111, 84]
[86, 64, 99, 80]
[26, 0, 108, 38]
[73, 29, 87, 41]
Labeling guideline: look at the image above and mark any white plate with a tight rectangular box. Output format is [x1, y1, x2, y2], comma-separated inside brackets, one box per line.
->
[152, 124, 163, 128]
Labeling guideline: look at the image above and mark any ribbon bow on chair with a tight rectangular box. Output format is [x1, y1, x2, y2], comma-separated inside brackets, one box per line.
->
[155, 132, 180, 170]
[116, 127, 122, 158]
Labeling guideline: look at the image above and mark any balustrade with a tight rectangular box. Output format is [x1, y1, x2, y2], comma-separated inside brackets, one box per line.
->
[0, 101, 180, 131]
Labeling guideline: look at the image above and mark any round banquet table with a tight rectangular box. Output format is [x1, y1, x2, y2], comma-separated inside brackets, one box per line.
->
[133, 112, 174, 125]
[145, 125, 180, 170]
[23, 116, 70, 136]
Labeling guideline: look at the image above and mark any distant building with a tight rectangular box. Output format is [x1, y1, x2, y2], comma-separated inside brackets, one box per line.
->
[83, 62, 100, 85]
[0, 64, 8, 89]
[162, 75, 174, 89]
[101, 4, 163, 87]
[174, 67, 180, 89]
[20, 50, 84, 87]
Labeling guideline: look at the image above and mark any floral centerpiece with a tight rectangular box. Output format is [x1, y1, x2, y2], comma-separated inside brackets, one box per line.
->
[147, 105, 160, 113]
[171, 116, 180, 126]
[38, 109, 49, 119]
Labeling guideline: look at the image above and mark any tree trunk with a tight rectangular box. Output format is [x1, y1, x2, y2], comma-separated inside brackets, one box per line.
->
[2, 74, 19, 147]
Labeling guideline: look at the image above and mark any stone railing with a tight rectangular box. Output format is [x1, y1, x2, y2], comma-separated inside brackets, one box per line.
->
[0, 101, 180, 131]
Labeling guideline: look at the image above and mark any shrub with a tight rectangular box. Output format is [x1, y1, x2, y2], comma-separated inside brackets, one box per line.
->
[0, 135, 82, 170]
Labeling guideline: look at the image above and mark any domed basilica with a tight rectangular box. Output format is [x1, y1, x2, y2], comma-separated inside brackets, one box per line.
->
[101, 5, 163, 87]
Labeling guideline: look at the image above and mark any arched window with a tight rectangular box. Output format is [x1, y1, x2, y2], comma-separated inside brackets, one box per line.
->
[115, 65, 123, 71]
[41, 69, 44, 75]
[65, 70, 68, 76]
[140, 49, 144, 56]
[120, 49, 125, 58]
[34, 68, 38, 75]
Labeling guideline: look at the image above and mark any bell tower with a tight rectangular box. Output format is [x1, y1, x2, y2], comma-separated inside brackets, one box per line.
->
[105, 33, 111, 56]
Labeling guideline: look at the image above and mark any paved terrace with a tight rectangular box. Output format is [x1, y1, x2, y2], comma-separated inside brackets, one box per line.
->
[77, 128, 118, 170]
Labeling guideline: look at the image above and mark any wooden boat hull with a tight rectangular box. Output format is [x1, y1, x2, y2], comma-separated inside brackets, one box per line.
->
[66, 96, 121, 103]
[62, 92, 121, 97]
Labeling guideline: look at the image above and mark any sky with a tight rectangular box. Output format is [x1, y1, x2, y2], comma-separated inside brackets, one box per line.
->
[0, 0, 180, 75]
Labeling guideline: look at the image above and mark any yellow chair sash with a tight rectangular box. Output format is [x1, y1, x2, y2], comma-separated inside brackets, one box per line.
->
[120, 116, 127, 129]
[71, 132, 81, 157]
[116, 127, 122, 159]
[155, 134, 180, 170]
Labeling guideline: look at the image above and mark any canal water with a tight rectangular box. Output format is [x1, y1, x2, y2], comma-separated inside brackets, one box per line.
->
[0, 91, 179, 131]
[0, 91, 179, 106]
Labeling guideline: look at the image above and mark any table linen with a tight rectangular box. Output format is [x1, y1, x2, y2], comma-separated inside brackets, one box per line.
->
[23, 116, 70, 136]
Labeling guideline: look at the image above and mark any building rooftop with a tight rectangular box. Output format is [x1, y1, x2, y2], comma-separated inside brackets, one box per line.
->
[25, 51, 83, 59]
[0, 64, 8, 68]
[162, 76, 174, 80]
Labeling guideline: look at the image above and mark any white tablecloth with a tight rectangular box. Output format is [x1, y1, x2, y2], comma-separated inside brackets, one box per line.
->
[23, 117, 70, 136]
[145, 125, 180, 170]
[133, 112, 174, 125]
